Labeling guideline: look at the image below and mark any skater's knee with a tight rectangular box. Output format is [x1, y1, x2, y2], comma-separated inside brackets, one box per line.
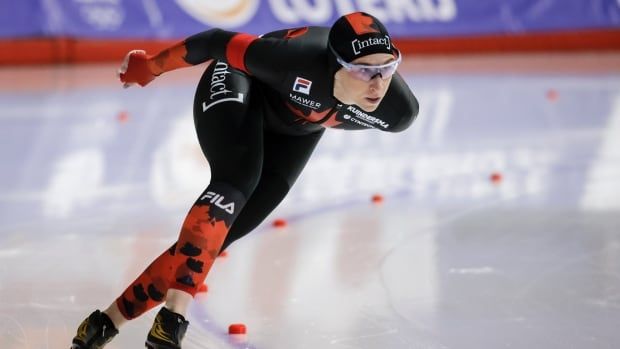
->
[210, 170, 261, 199]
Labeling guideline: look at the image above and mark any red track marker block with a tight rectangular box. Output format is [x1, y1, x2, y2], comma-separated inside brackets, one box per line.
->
[371, 194, 384, 204]
[117, 110, 129, 123]
[228, 323, 247, 335]
[490, 172, 503, 184]
[273, 218, 287, 228]
[546, 89, 559, 102]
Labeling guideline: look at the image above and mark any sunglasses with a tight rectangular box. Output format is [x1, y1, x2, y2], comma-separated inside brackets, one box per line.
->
[330, 44, 402, 82]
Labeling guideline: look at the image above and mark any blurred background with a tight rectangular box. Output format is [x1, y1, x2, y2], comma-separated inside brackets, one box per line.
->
[1, 1, 620, 349]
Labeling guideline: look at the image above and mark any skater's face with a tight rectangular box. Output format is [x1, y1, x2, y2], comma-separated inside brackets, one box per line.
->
[333, 53, 396, 112]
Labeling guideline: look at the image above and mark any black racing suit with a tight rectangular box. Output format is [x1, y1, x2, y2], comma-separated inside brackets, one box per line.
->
[116, 26, 418, 319]
[186, 26, 419, 249]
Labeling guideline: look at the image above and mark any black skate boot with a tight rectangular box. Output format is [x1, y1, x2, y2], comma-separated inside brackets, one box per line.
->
[70, 310, 119, 349]
[145, 307, 189, 349]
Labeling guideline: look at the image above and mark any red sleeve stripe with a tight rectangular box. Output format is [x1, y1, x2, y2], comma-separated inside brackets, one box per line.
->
[226, 33, 257, 74]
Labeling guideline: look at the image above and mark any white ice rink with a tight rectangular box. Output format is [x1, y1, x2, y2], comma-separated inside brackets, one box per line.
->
[1, 53, 620, 348]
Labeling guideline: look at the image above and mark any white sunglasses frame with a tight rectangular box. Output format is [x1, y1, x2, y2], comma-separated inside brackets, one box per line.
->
[329, 43, 402, 81]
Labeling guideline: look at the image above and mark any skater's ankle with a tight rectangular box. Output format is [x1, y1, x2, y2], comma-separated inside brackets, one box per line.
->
[103, 302, 129, 329]
[164, 289, 192, 316]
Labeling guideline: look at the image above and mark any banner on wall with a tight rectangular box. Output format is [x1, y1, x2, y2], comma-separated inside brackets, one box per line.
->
[2, 0, 620, 39]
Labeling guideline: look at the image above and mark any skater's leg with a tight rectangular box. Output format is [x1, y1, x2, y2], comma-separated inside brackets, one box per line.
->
[220, 128, 324, 252]
[161, 61, 263, 315]
[113, 244, 180, 320]
[71, 243, 179, 348]
[71, 59, 260, 348]
[115, 61, 261, 322]
[139, 126, 322, 349]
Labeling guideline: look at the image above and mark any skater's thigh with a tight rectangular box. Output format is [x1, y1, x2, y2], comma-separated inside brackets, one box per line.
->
[221, 129, 324, 250]
[262, 129, 324, 187]
[192, 61, 264, 194]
